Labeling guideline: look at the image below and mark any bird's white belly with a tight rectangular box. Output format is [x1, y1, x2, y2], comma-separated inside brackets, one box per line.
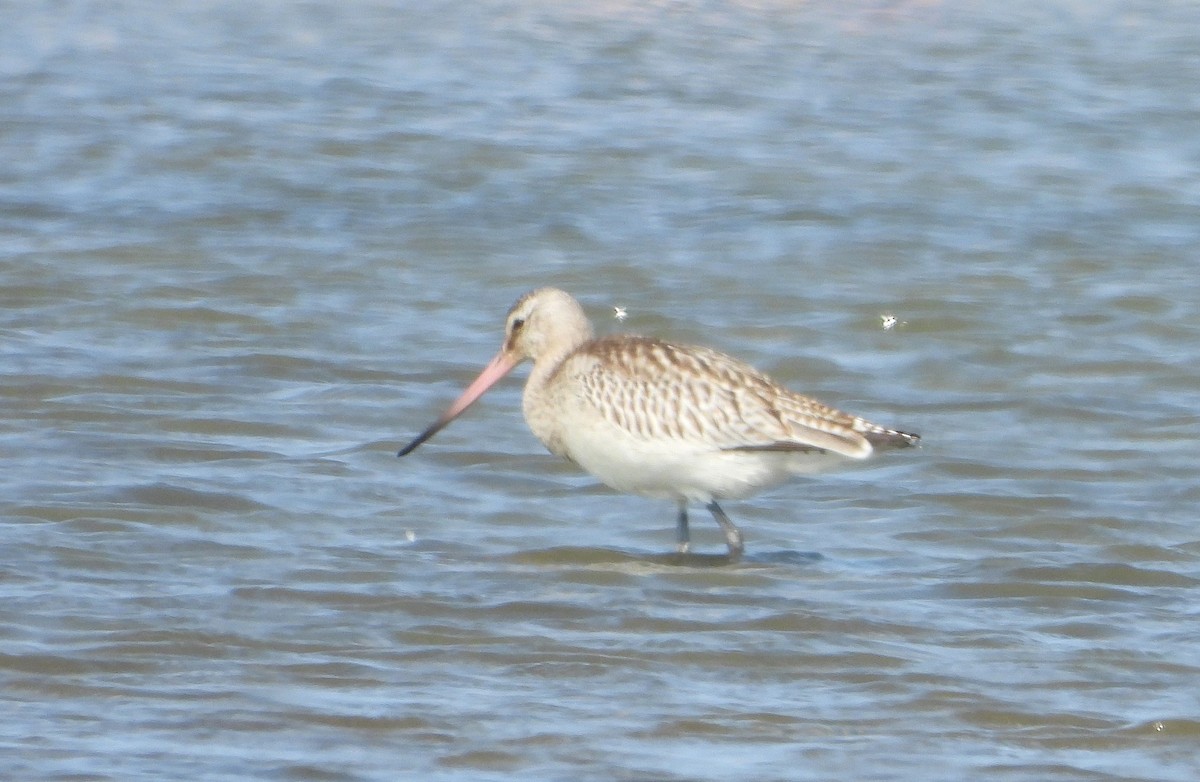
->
[554, 415, 846, 503]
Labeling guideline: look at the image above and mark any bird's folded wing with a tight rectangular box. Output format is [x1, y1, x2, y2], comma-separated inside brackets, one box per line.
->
[575, 337, 872, 458]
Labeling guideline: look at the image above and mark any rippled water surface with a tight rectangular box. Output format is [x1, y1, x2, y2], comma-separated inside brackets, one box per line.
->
[4, 1, 1200, 780]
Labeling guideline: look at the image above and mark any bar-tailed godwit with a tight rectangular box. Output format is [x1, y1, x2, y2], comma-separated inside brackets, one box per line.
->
[398, 288, 918, 560]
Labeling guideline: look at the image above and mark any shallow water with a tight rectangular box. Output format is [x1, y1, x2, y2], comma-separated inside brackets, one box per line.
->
[3, 1, 1200, 780]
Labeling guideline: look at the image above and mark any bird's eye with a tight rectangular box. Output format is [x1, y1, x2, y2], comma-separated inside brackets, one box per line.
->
[511, 317, 525, 332]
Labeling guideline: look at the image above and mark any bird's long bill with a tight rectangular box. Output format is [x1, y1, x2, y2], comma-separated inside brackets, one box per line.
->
[397, 350, 519, 457]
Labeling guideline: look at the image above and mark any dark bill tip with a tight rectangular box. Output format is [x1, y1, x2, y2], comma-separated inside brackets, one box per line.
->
[396, 420, 446, 457]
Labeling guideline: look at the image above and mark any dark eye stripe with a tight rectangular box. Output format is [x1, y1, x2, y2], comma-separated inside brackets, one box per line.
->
[511, 318, 525, 331]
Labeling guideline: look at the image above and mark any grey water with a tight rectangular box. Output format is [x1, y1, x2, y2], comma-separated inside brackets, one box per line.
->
[3, 1, 1200, 780]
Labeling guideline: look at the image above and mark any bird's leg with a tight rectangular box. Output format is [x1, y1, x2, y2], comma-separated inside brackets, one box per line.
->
[706, 501, 744, 561]
[675, 502, 691, 554]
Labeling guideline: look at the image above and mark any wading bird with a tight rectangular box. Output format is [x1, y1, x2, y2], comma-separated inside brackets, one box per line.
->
[398, 288, 918, 560]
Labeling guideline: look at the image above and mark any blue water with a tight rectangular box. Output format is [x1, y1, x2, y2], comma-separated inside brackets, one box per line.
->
[3, 1, 1199, 780]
